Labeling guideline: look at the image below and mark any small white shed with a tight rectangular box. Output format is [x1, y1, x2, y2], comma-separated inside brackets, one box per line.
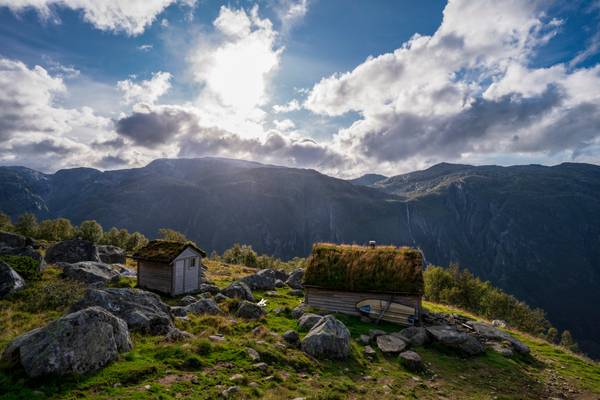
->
[132, 240, 207, 296]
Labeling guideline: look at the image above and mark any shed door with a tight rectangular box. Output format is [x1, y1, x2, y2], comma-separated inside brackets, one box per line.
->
[183, 257, 198, 293]
[174, 261, 184, 294]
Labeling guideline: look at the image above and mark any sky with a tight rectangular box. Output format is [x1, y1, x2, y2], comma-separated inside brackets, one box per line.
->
[0, 0, 599, 178]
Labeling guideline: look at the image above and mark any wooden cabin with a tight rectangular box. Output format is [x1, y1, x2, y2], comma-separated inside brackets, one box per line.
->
[132, 240, 207, 296]
[303, 243, 424, 325]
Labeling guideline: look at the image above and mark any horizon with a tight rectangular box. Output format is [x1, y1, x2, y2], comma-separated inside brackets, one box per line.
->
[1, 1, 600, 177]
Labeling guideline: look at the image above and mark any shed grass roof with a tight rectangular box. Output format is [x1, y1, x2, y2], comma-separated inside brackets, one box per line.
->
[132, 240, 207, 263]
[304, 243, 424, 295]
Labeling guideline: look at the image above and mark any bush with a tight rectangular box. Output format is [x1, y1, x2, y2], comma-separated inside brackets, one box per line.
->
[78, 220, 103, 243]
[0, 255, 41, 281]
[10, 270, 86, 312]
[424, 264, 552, 337]
[222, 243, 258, 268]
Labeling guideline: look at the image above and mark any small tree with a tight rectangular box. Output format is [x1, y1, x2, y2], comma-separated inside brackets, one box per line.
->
[158, 228, 187, 242]
[546, 327, 558, 344]
[15, 213, 38, 238]
[559, 330, 579, 352]
[54, 218, 75, 240]
[78, 220, 104, 243]
[222, 243, 258, 267]
[127, 231, 148, 252]
[0, 212, 13, 231]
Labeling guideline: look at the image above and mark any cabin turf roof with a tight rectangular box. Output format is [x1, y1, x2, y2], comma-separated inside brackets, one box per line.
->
[304, 243, 424, 295]
[132, 240, 207, 263]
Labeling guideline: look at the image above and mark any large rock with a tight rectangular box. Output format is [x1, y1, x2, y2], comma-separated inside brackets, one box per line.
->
[286, 269, 304, 289]
[71, 288, 173, 334]
[58, 261, 121, 285]
[466, 321, 530, 354]
[0, 261, 25, 297]
[184, 298, 223, 315]
[273, 269, 289, 282]
[398, 326, 430, 346]
[399, 350, 423, 371]
[0, 232, 45, 270]
[199, 283, 220, 295]
[376, 335, 407, 354]
[221, 281, 255, 302]
[298, 313, 323, 331]
[235, 300, 265, 319]
[241, 269, 277, 290]
[97, 245, 126, 264]
[1, 306, 131, 377]
[291, 303, 306, 319]
[426, 325, 485, 356]
[301, 315, 350, 359]
[46, 239, 100, 264]
[0, 231, 34, 248]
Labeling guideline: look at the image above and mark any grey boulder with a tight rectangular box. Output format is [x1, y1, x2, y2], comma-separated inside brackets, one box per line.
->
[286, 269, 304, 289]
[97, 245, 126, 264]
[165, 328, 193, 342]
[0, 261, 25, 297]
[398, 326, 430, 346]
[291, 303, 306, 319]
[399, 350, 423, 371]
[221, 281, 255, 302]
[283, 330, 300, 346]
[235, 300, 265, 319]
[241, 269, 277, 290]
[298, 313, 323, 331]
[0, 232, 45, 270]
[179, 295, 197, 306]
[0, 231, 34, 248]
[184, 298, 223, 315]
[301, 315, 350, 359]
[376, 335, 407, 354]
[426, 325, 485, 356]
[467, 321, 530, 354]
[58, 261, 121, 285]
[1, 306, 131, 377]
[46, 239, 100, 264]
[199, 283, 221, 295]
[71, 287, 173, 334]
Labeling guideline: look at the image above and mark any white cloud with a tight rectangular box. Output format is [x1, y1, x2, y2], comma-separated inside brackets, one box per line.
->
[273, 118, 295, 131]
[0, 0, 196, 35]
[275, 0, 309, 31]
[117, 71, 172, 105]
[137, 44, 153, 52]
[302, 0, 600, 174]
[272, 99, 301, 113]
[188, 5, 283, 137]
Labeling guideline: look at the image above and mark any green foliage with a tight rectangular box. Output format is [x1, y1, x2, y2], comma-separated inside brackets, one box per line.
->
[78, 220, 103, 243]
[36, 218, 75, 241]
[546, 327, 559, 344]
[0, 212, 13, 231]
[158, 228, 187, 242]
[14, 213, 38, 238]
[424, 264, 552, 336]
[304, 243, 424, 294]
[101, 227, 130, 249]
[560, 330, 579, 352]
[222, 243, 258, 267]
[0, 255, 40, 281]
[126, 231, 148, 252]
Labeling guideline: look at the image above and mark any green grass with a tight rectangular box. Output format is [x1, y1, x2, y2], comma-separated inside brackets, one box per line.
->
[0, 261, 598, 399]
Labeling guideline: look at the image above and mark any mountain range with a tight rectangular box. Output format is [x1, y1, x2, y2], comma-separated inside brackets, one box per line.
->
[0, 157, 599, 358]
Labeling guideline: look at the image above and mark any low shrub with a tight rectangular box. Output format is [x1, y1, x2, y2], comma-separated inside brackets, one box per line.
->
[0, 255, 41, 281]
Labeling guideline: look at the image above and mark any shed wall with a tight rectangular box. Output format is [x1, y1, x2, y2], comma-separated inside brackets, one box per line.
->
[305, 287, 422, 321]
[138, 261, 173, 294]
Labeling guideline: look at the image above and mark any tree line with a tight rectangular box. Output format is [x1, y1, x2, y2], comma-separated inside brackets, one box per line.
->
[0, 211, 189, 253]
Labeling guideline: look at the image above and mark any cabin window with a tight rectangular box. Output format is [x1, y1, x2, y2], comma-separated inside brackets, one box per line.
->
[191, 257, 196, 267]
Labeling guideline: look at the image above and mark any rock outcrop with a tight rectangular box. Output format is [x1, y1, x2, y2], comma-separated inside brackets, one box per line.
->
[235, 300, 265, 319]
[0, 232, 45, 270]
[301, 315, 350, 359]
[285, 269, 304, 289]
[426, 325, 485, 356]
[97, 245, 126, 264]
[0, 261, 25, 297]
[1, 306, 131, 377]
[184, 298, 223, 315]
[467, 321, 530, 354]
[221, 281, 255, 302]
[58, 261, 121, 285]
[46, 239, 100, 264]
[241, 269, 277, 290]
[298, 313, 322, 331]
[71, 288, 173, 334]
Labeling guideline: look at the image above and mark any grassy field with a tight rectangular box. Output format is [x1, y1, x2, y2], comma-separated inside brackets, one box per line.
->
[0, 262, 598, 399]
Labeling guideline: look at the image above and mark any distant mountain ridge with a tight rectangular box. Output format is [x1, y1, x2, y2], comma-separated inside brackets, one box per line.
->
[0, 157, 599, 358]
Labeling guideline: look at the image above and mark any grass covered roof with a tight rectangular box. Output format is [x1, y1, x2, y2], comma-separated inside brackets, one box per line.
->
[132, 240, 207, 263]
[304, 243, 424, 295]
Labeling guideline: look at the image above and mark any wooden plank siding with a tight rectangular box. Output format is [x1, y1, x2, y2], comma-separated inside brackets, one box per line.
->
[305, 287, 422, 321]
[138, 261, 173, 294]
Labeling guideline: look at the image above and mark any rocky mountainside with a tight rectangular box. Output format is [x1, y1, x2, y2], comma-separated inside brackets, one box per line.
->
[0, 157, 599, 358]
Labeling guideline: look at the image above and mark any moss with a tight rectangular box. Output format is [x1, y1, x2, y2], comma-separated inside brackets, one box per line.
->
[304, 243, 424, 294]
[131, 240, 206, 263]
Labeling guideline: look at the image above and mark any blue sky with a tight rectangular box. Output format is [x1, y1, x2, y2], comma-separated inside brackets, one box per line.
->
[0, 0, 599, 177]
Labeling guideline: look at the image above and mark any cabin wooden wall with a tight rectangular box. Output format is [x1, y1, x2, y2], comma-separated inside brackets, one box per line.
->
[138, 261, 173, 294]
[305, 287, 422, 319]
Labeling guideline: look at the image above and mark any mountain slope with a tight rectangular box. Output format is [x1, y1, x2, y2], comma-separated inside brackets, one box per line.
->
[0, 158, 599, 358]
